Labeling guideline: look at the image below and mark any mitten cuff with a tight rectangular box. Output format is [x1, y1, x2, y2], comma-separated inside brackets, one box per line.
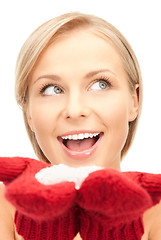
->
[0, 157, 27, 182]
[125, 172, 161, 205]
[15, 208, 79, 240]
[79, 210, 144, 240]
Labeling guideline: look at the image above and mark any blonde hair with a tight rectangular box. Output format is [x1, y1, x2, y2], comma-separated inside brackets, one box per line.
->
[15, 12, 142, 163]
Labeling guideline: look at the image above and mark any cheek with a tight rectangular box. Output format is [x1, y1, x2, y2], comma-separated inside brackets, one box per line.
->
[106, 102, 129, 129]
[100, 97, 130, 158]
[28, 100, 60, 135]
[96, 94, 130, 139]
[96, 93, 130, 124]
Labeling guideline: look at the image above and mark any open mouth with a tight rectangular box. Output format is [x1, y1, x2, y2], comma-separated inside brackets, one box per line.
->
[58, 132, 103, 154]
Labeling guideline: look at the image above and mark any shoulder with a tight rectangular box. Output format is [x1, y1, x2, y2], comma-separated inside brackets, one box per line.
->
[143, 201, 161, 240]
[0, 183, 22, 240]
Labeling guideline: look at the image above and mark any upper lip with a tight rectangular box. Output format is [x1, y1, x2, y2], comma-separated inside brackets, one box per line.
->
[58, 130, 102, 138]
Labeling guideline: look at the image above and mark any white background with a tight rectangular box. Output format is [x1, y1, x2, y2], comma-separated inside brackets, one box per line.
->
[0, 0, 161, 173]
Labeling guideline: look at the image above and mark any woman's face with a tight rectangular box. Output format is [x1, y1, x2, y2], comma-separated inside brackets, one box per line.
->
[27, 29, 138, 169]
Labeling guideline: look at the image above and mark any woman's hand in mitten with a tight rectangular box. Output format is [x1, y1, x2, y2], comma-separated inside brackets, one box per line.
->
[0, 157, 78, 240]
[77, 168, 154, 240]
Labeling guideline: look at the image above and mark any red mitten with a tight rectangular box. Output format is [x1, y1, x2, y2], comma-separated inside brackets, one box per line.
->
[0, 157, 78, 240]
[125, 171, 161, 205]
[77, 169, 161, 240]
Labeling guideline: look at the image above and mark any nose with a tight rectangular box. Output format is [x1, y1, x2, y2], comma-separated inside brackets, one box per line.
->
[62, 92, 90, 120]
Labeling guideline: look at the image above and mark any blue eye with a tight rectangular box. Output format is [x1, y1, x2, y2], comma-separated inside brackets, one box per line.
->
[91, 80, 110, 90]
[40, 84, 63, 95]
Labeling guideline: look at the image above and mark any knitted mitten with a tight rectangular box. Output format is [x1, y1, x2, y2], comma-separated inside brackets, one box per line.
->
[77, 168, 161, 240]
[1, 157, 161, 240]
[125, 171, 161, 205]
[0, 157, 79, 240]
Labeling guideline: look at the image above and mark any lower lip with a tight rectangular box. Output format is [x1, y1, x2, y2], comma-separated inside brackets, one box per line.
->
[58, 133, 103, 159]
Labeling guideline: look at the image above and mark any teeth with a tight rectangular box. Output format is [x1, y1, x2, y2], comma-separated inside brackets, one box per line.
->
[62, 132, 100, 140]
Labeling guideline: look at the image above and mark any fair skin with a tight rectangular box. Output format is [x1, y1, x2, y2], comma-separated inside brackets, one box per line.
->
[0, 29, 161, 239]
[27, 29, 138, 169]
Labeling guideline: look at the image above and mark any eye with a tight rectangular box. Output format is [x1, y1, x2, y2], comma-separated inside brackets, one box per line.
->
[90, 79, 111, 90]
[40, 84, 63, 95]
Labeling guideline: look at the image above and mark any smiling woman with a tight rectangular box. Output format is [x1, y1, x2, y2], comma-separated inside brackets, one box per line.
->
[0, 11, 161, 240]
[25, 29, 139, 168]
[15, 13, 141, 167]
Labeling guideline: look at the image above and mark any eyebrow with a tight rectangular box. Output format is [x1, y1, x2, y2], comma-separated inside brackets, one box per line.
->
[34, 74, 60, 84]
[34, 69, 116, 84]
[85, 69, 116, 78]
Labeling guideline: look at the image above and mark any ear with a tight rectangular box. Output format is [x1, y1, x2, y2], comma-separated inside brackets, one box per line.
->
[128, 84, 139, 122]
[26, 108, 34, 132]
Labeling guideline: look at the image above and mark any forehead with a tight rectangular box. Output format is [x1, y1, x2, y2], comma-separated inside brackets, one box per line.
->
[32, 29, 126, 80]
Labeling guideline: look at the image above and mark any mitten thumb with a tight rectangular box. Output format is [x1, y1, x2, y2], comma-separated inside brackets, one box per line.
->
[0, 157, 27, 183]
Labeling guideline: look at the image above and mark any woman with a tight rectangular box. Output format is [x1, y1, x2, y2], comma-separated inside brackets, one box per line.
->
[0, 12, 161, 239]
